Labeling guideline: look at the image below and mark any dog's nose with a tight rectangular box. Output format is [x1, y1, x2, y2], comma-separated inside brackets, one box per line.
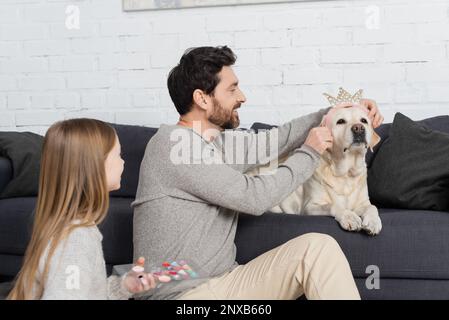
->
[351, 124, 365, 134]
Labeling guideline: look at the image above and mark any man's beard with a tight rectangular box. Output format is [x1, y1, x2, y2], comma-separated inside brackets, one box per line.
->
[208, 98, 240, 130]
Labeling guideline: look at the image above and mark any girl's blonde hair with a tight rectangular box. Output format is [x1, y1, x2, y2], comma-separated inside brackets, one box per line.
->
[8, 118, 117, 300]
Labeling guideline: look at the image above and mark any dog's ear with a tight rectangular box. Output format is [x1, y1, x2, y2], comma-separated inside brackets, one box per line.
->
[369, 130, 381, 152]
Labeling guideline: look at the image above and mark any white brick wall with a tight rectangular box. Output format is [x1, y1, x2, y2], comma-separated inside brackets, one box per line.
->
[0, 0, 449, 134]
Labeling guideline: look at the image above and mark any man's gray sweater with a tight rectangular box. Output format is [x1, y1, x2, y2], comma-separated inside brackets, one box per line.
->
[132, 108, 329, 299]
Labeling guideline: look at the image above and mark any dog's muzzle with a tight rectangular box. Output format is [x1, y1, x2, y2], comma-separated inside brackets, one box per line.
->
[351, 124, 366, 144]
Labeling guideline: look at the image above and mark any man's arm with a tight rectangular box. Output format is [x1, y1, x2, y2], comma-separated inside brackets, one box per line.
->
[167, 144, 321, 216]
[216, 107, 330, 173]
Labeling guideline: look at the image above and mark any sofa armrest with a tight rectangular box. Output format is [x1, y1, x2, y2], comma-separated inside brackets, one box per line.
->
[0, 156, 13, 196]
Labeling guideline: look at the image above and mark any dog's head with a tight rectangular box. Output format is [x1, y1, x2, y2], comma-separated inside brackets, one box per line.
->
[323, 105, 381, 154]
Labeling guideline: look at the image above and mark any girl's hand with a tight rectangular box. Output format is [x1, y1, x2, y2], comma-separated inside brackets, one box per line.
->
[122, 257, 157, 294]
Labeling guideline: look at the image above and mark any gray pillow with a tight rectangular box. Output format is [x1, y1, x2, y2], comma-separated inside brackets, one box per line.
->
[368, 113, 449, 211]
[0, 132, 43, 199]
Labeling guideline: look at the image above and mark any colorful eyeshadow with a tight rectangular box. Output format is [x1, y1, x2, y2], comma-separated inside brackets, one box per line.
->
[149, 260, 200, 285]
[158, 275, 171, 283]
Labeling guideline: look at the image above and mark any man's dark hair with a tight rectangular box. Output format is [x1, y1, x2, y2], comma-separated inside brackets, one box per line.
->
[167, 46, 237, 115]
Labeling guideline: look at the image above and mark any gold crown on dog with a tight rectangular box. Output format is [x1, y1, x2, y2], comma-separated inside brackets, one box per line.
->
[323, 87, 363, 106]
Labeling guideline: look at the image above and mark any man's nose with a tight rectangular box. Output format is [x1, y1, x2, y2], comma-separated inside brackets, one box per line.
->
[239, 90, 246, 103]
[351, 124, 365, 134]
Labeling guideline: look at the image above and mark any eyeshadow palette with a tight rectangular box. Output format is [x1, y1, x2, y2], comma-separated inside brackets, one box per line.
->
[112, 259, 206, 293]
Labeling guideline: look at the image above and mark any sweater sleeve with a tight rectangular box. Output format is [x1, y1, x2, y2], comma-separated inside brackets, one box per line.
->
[41, 228, 98, 300]
[167, 144, 321, 216]
[216, 107, 330, 173]
[41, 227, 134, 300]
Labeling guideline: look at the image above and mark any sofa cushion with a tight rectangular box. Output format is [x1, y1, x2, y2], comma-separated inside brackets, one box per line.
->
[0, 132, 43, 199]
[235, 209, 449, 280]
[366, 115, 449, 168]
[368, 113, 449, 211]
[354, 278, 449, 300]
[0, 197, 134, 266]
[0, 157, 12, 196]
[250, 122, 277, 132]
[109, 123, 158, 198]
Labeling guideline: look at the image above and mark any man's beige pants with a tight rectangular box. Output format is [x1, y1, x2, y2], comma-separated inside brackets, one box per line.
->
[178, 233, 360, 300]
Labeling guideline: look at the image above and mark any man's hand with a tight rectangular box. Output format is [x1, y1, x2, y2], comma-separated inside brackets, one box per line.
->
[360, 99, 384, 128]
[304, 127, 333, 155]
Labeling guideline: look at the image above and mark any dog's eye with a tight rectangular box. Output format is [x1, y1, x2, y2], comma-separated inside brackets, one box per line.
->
[361, 118, 368, 124]
[336, 119, 346, 125]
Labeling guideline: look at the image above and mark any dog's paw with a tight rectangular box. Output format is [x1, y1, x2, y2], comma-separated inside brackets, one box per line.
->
[337, 211, 362, 232]
[362, 214, 382, 236]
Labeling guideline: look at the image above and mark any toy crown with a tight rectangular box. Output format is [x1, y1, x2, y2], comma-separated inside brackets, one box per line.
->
[323, 87, 363, 106]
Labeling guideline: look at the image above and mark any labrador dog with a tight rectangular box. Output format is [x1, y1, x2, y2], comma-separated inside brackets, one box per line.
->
[250, 105, 382, 235]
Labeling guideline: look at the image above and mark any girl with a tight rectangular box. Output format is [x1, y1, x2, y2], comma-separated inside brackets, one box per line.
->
[8, 119, 155, 300]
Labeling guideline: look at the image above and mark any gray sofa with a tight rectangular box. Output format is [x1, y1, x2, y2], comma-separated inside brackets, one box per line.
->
[1, 117, 449, 299]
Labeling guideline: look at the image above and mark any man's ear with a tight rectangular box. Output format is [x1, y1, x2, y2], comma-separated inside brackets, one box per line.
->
[192, 89, 209, 111]
[369, 130, 381, 152]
